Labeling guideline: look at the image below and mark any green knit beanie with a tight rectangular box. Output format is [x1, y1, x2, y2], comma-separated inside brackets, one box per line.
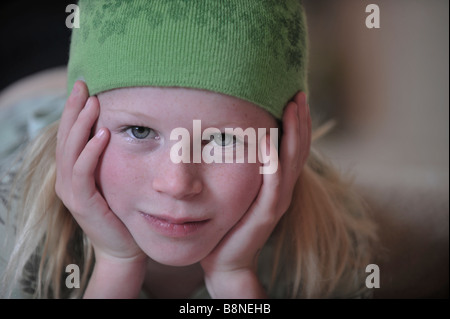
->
[67, 0, 308, 119]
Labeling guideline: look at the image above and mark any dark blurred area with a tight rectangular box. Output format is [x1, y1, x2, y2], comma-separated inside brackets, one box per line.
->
[0, 1, 73, 91]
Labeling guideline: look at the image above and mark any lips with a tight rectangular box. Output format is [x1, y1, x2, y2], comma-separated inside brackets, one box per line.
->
[140, 212, 210, 238]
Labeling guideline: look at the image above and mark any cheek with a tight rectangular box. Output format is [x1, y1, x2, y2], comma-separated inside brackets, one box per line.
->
[95, 144, 143, 214]
[207, 162, 262, 223]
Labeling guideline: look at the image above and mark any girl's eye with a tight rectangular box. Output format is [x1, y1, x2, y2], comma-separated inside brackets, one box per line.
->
[125, 126, 156, 139]
[209, 133, 236, 147]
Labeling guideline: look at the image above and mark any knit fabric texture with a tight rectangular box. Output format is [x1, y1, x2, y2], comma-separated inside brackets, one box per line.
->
[67, 0, 308, 119]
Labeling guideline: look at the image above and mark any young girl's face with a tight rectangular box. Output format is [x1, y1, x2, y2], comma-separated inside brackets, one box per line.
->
[95, 87, 277, 267]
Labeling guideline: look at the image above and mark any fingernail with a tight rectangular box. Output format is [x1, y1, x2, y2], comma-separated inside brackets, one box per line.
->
[72, 82, 80, 95]
[96, 128, 105, 138]
[85, 97, 94, 109]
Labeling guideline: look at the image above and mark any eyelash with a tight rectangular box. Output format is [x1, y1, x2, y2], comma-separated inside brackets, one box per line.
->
[121, 126, 242, 148]
[121, 126, 159, 143]
[203, 133, 238, 148]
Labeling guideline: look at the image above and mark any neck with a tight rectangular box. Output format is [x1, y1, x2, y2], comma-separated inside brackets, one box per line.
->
[142, 259, 205, 299]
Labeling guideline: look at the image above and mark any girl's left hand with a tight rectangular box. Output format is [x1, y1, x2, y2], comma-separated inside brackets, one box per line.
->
[200, 92, 311, 298]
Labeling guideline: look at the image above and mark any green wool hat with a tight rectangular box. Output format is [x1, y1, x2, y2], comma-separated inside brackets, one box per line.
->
[67, 0, 308, 119]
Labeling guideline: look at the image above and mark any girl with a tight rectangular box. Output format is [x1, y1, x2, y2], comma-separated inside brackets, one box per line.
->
[1, 0, 377, 298]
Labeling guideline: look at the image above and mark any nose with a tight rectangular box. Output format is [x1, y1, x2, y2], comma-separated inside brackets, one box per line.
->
[152, 160, 203, 200]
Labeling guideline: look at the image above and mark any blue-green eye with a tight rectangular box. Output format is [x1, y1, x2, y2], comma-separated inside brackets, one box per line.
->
[126, 126, 155, 139]
[210, 133, 236, 147]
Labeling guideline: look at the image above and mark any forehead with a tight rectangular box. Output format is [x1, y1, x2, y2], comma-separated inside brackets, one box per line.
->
[97, 86, 277, 128]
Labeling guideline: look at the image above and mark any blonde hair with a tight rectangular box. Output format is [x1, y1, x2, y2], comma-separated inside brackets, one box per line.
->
[1, 119, 377, 299]
[1, 122, 92, 298]
[271, 151, 377, 298]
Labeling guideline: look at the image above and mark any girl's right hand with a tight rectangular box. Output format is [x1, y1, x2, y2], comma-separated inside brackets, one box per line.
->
[55, 81, 147, 297]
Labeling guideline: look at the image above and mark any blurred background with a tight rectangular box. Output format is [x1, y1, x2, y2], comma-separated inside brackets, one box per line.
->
[304, 0, 449, 298]
[0, 0, 448, 298]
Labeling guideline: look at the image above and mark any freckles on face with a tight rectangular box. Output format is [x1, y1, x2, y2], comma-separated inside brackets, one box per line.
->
[94, 87, 277, 266]
[96, 142, 263, 265]
[96, 142, 143, 216]
[202, 162, 262, 229]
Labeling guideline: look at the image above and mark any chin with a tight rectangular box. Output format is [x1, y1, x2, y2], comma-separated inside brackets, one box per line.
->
[141, 245, 209, 267]
[148, 254, 203, 267]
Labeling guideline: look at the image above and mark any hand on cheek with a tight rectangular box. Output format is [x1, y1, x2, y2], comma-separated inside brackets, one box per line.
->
[200, 92, 311, 298]
[55, 81, 147, 298]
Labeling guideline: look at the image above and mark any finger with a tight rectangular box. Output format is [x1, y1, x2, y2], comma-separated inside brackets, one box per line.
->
[63, 96, 100, 172]
[55, 82, 90, 199]
[251, 134, 282, 220]
[280, 101, 301, 173]
[278, 100, 301, 199]
[294, 92, 311, 167]
[222, 135, 283, 255]
[57, 81, 89, 150]
[71, 127, 110, 215]
[202, 135, 283, 272]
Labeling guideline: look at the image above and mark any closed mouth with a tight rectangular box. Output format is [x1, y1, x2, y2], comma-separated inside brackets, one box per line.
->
[140, 212, 210, 237]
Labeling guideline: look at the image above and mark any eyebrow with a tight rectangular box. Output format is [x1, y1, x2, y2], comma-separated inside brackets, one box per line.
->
[108, 108, 159, 121]
[107, 108, 255, 128]
[205, 120, 252, 128]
